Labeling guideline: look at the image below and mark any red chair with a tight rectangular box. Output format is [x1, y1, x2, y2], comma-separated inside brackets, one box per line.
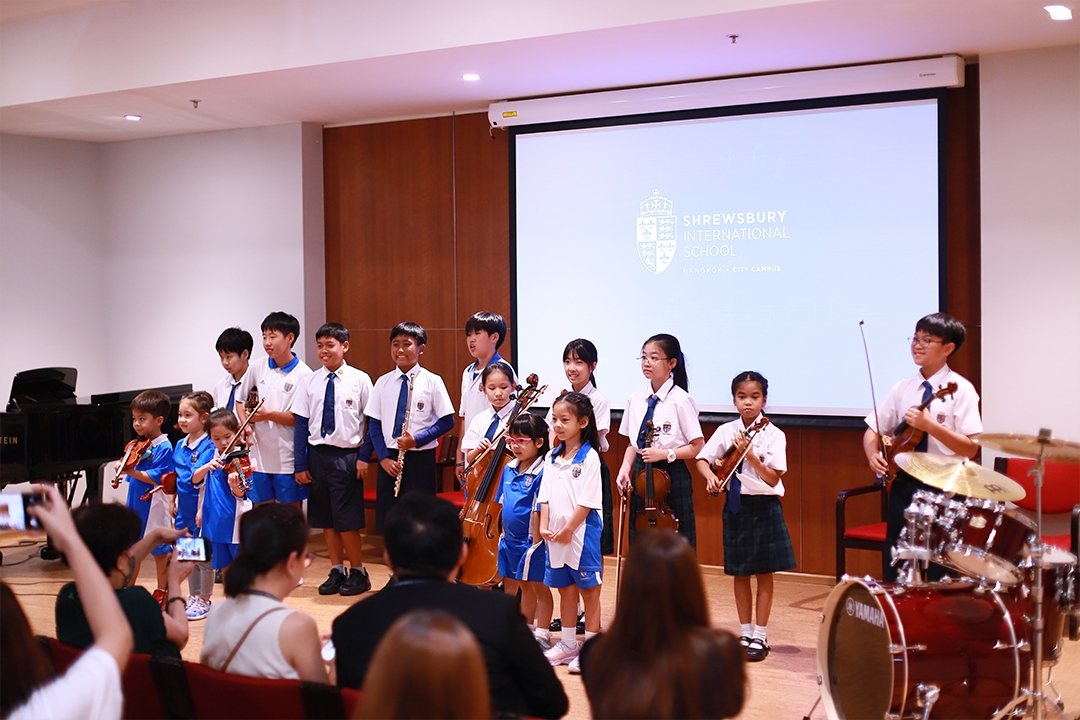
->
[835, 478, 889, 582]
[182, 660, 344, 719]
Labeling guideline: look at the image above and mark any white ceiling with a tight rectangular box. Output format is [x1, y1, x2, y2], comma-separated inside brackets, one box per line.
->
[0, 0, 1076, 143]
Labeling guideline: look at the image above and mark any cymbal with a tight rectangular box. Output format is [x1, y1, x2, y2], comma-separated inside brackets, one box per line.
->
[895, 452, 1026, 501]
[974, 433, 1080, 464]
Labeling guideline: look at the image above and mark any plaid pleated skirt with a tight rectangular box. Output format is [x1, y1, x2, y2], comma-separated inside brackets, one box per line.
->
[627, 458, 696, 550]
[722, 494, 794, 576]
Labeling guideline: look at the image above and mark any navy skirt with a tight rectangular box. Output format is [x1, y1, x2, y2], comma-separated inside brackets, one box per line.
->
[722, 494, 794, 576]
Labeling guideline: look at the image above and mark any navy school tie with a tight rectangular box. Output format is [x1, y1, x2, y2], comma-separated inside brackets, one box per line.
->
[914, 380, 933, 452]
[321, 373, 336, 437]
[485, 413, 500, 441]
[393, 374, 409, 438]
[636, 395, 659, 448]
[226, 381, 239, 411]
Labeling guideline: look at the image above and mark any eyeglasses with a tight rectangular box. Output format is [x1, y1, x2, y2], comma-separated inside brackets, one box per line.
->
[505, 437, 533, 448]
[638, 355, 670, 365]
[908, 336, 943, 349]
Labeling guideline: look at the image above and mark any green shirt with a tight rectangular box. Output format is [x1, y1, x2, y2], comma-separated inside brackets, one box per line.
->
[55, 582, 181, 659]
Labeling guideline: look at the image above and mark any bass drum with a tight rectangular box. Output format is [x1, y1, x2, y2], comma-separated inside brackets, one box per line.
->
[818, 578, 1028, 720]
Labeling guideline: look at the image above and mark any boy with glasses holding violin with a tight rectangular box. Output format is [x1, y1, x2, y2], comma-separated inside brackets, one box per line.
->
[862, 312, 982, 582]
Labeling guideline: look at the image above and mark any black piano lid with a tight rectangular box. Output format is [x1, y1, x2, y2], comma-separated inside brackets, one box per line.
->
[7, 367, 79, 410]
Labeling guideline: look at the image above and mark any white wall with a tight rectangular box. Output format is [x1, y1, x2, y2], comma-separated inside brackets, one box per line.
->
[980, 46, 1080, 479]
[0, 134, 109, 396]
[0, 123, 325, 400]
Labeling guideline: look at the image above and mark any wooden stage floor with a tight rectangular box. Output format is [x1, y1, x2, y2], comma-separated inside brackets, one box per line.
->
[4, 530, 1078, 720]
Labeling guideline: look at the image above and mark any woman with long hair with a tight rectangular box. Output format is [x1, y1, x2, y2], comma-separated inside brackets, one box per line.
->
[199, 503, 326, 682]
[582, 529, 745, 719]
[356, 609, 490, 720]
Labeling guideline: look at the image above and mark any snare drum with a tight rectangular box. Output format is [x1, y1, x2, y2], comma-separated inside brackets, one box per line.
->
[941, 498, 1036, 585]
[818, 578, 1028, 720]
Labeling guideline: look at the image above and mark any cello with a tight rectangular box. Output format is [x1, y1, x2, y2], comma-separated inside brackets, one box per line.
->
[458, 374, 545, 587]
[633, 420, 679, 532]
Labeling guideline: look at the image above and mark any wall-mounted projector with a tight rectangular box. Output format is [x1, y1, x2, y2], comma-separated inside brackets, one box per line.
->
[489, 55, 964, 129]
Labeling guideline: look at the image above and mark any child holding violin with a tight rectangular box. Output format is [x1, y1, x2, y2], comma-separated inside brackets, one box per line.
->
[496, 413, 555, 648]
[461, 361, 517, 467]
[863, 312, 982, 583]
[697, 371, 793, 662]
[539, 391, 604, 673]
[115, 390, 176, 600]
[173, 391, 217, 620]
[292, 323, 374, 597]
[616, 334, 704, 550]
[197, 409, 254, 576]
[212, 327, 254, 418]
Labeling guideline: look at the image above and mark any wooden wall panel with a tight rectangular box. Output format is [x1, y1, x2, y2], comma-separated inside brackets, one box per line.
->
[324, 70, 981, 579]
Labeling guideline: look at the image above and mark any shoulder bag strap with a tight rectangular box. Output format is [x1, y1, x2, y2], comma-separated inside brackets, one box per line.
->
[220, 606, 287, 673]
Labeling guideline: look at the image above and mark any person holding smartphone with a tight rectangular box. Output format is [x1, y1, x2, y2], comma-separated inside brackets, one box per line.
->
[54, 503, 194, 658]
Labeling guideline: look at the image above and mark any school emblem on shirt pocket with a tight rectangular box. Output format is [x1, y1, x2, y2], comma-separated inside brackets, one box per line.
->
[284, 382, 294, 393]
[417, 400, 425, 410]
[572, 465, 582, 478]
[936, 412, 946, 424]
[345, 397, 354, 408]
[662, 421, 672, 434]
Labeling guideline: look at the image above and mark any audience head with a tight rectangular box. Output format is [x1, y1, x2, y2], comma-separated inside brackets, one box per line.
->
[225, 503, 309, 597]
[383, 493, 463, 579]
[356, 609, 490, 720]
[586, 529, 745, 719]
[1, 582, 56, 717]
[69, 503, 143, 586]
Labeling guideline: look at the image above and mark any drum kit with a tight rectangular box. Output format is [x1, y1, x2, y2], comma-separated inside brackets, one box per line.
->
[818, 430, 1080, 720]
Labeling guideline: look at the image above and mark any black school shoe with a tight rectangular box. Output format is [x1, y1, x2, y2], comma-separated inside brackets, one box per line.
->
[340, 567, 371, 596]
[319, 567, 347, 595]
[549, 612, 586, 634]
[746, 637, 770, 662]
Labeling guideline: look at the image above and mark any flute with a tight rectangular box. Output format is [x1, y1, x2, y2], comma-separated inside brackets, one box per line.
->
[394, 374, 416, 497]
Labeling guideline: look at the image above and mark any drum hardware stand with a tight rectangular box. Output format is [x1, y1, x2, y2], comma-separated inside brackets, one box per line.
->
[992, 429, 1066, 720]
[916, 684, 940, 720]
[801, 693, 821, 720]
[894, 500, 937, 585]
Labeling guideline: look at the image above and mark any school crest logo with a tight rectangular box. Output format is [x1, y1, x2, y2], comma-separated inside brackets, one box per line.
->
[345, 397, 354, 408]
[523, 477, 533, 490]
[636, 190, 677, 275]
[284, 382, 294, 393]
[417, 401, 425, 410]
[662, 421, 672, 434]
[936, 412, 946, 424]
[572, 464, 582, 478]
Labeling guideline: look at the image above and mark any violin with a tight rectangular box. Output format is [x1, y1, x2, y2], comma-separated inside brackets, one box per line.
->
[633, 420, 679, 532]
[113, 437, 153, 489]
[219, 397, 264, 498]
[459, 374, 545, 587]
[881, 382, 958, 476]
[712, 416, 771, 495]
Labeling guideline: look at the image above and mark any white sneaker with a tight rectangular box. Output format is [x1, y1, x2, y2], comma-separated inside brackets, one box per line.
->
[186, 597, 211, 620]
[533, 628, 553, 651]
[544, 640, 581, 666]
[567, 655, 582, 674]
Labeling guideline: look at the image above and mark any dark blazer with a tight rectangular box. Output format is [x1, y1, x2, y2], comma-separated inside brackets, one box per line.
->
[332, 577, 568, 719]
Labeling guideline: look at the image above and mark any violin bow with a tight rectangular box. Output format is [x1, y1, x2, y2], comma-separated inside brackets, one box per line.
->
[463, 376, 545, 474]
[859, 320, 890, 479]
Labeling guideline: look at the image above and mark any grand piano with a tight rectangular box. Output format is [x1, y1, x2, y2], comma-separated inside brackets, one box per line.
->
[0, 367, 190, 506]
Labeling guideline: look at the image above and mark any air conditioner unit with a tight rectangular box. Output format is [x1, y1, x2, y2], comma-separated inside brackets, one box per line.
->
[489, 55, 963, 129]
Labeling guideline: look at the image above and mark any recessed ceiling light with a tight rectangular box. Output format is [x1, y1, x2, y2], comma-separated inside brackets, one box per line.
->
[462, 73, 481, 82]
[124, 115, 142, 121]
[1045, 4, 1072, 20]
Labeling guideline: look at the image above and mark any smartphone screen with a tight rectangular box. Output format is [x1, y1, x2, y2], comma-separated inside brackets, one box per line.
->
[175, 536, 208, 562]
[0, 492, 44, 532]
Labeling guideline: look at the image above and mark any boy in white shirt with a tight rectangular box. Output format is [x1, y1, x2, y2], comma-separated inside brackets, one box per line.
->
[457, 311, 514, 476]
[366, 322, 455, 530]
[247, 312, 312, 507]
[293, 323, 374, 596]
[211, 327, 253, 418]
